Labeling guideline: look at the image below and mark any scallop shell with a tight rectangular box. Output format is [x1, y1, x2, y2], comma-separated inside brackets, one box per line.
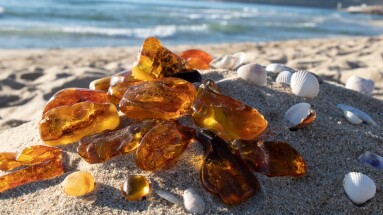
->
[358, 151, 383, 169]
[345, 75, 375, 96]
[337, 104, 378, 127]
[266, 63, 287, 73]
[183, 188, 205, 214]
[284, 102, 316, 130]
[343, 110, 363, 125]
[156, 190, 182, 205]
[237, 63, 267, 86]
[343, 172, 376, 205]
[290, 70, 319, 98]
[276, 71, 293, 85]
[210, 52, 245, 70]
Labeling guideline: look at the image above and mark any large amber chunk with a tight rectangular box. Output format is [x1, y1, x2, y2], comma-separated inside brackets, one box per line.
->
[179, 49, 212, 70]
[135, 121, 195, 171]
[121, 175, 150, 201]
[120, 77, 196, 120]
[196, 130, 260, 205]
[39, 101, 120, 146]
[43, 88, 110, 114]
[232, 140, 307, 177]
[132, 37, 191, 81]
[77, 120, 158, 164]
[192, 79, 268, 141]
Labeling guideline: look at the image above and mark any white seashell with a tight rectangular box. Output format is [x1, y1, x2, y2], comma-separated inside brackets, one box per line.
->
[337, 104, 378, 127]
[343, 172, 376, 205]
[237, 63, 267, 86]
[358, 151, 383, 169]
[156, 190, 182, 205]
[284, 103, 316, 130]
[345, 75, 375, 96]
[343, 111, 363, 125]
[265, 63, 287, 73]
[276, 71, 293, 85]
[183, 188, 205, 214]
[210, 52, 245, 70]
[290, 70, 319, 98]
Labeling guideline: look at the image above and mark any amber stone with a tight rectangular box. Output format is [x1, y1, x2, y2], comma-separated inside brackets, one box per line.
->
[43, 88, 110, 115]
[62, 171, 95, 196]
[170, 70, 202, 83]
[232, 140, 307, 177]
[131, 37, 191, 81]
[179, 49, 212, 70]
[135, 121, 195, 171]
[121, 175, 150, 201]
[77, 120, 158, 164]
[196, 130, 260, 205]
[192, 79, 268, 141]
[120, 77, 197, 120]
[107, 70, 142, 104]
[89, 76, 111, 92]
[39, 101, 120, 146]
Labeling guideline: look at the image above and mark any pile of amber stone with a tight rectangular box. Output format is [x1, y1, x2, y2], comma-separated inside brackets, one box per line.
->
[0, 37, 306, 205]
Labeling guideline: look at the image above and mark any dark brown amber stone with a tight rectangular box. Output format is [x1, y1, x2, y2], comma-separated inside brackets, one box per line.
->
[77, 120, 158, 164]
[89, 76, 111, 92]
[170, 70, 202, 83]
[120, 77, 196, 120]
[196, 130, 260, 205]
[232, 140, 307, 177]
[135, 121, 195, 171]
[192, 79, 268, 141]
[42, 88, 110, 115]
[179, 49, 213, 70]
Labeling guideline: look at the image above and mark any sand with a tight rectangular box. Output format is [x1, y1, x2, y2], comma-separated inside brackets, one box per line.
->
[0, 36, 383, 214]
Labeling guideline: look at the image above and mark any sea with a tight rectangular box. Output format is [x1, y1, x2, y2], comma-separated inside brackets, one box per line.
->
[0, 0, 383, 49]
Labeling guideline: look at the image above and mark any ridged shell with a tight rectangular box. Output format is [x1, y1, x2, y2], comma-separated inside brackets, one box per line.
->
[343, 110, 363, 125]
[237, 63, 267, 86]
[337, 104, 378, 127]
[266, 63, 287, 73]
[284, 103, 316, 130]
[358, 151, 383, 169]
[183, 188, 205, 214]
[345, 75, 375, 96]
[290, 71, 319, 98]
[276, 71, 293, 85]
[210, 52, 245, 70]
[343, 172, 376, 205]
[156, 190, 182, 205]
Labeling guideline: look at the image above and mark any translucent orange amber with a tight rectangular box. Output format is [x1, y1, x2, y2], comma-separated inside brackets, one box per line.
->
[120, 77, 196, 120]
[39, 101, 120, 146]
[232, 140, 307, 177]
[135, 121, 195, 171]
[89, 76, 111, 92]
[43, 88, 110, 114]
[107, 70, 142, 104]
[121, 175, 150, 201]
[77, 120, 158, 164]
[62, 171, 95, 196]
[179, 49, 212, 70]
[196, 130, 260, 205]
[192, 79, 268, 141]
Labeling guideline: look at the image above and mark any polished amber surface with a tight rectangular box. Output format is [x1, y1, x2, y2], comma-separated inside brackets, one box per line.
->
[39, 101, 120, 146]
[135, 121, 195, 171]
[179, 49, 212, 70]
[43, 88, 110, 114]
[232, 140, 306, 177]
[107, 70, 142, 104]
[89, 76, 111, 92]
[121, 175, 150, 201]
[62, 171, 95, 196]
[77, 120, 158, 164]
[131, 37, 191, 81]
[192, 80, 268, 141]
[120, 77, 197, 120]
[196, 130, 260, 205]
[0, 153, 18, 171]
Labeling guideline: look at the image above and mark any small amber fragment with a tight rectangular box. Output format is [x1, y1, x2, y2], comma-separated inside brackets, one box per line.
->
[196, 130, 260, 205]
[89, 76, 111, 92]
[132, 37, 192, 81]
[179, 49, 213, 70]
[107, 70, 142, 104]
[43, 88, 110, 115]
[135, 121, 195, 171]
[120, 77, 197, 120]
[192, 79, 268, 141]
[108, 79, 142, 101]
[62, 171, 95, 196]
[39, 101, 120, 146]
[290, 111, 317, 131]
[121, 175, 150, 201]
[77, 120, 158, 164]
[0, 153, 18, 171]
[232, 140, 307, 177]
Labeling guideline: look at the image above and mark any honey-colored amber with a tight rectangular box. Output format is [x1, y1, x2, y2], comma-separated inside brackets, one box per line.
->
[0, 153, 18, 171]
[77, 120, 158, 164]
[107, 70, 142, 104]
[196, 130, 260, 205]
[192, 79, 268, 141]
[89, 76, 111, 92]
[108, 80, 142, 101]
[43, 88, 110, 114]
[39, 101, 120, 146]
[135, 121, 195, 171]
[179, 49, 212, 70]
[121, 175, 150, 201]
[62, 171, 95, 196]
[232, 140, 307, 177]
[131, 37, 191, 81]
[120, 77, 197, 120]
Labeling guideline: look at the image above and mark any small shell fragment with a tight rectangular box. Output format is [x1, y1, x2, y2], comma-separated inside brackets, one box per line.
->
[266, 63, 288, 73]
[237, 63, 267, 86]
[345, 75, 375, 96]
[62, 171, 95, 197]
[284, 103, 316, 130]
[210, 52, 245, 70]
[343, 111, 363, 125]
[290, 71, 319, 98]
[337, 104, 378, 127]
[183, 188, 205, 214]
[343, 172, 376, 205]
[156, 190, 182, 205]
[358, 151, 383, 169]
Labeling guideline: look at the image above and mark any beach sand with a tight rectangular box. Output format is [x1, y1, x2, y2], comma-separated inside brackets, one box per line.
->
[0, 36, 383, 214]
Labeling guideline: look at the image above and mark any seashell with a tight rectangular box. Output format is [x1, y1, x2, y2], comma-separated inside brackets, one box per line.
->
[290, 70, 319, 98]
[343, 172, 376, 205]
[80, 194, 98, 205]
[156, 190, 182, 205]
[210, 52, 245, 70]
[358, 151, 383, 169]
[183, 188, 205, 214]
[276, 71, 293, 85]
[345, 75, 375, 96]
[343, 111, 363, 125]
[237, 63, 267, 86]
[265, 63, 288, 73]
[284, 103, 316, 131]
[337, 104, 378, 127]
